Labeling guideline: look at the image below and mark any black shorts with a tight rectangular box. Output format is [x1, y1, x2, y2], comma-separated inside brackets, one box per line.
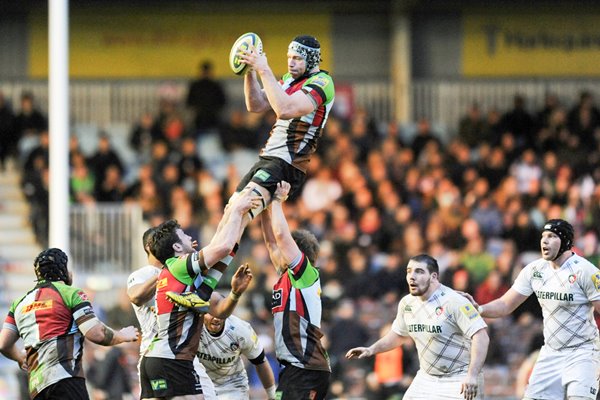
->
[277, 364, 330, 400]
[35, 377, 89, 400]
[236, 156, 306, 198]
[139, 357, 203, 398]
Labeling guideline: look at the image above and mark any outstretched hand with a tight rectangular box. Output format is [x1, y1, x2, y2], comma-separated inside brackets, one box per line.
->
[345, 347, 373, 360]
[119, 326, 140, 343]
[231, 263, 253, 294]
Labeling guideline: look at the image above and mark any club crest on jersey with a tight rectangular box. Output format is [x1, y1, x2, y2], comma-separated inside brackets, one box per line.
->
[435, 306, 444, 316]
[77, 291, 89, 301]
[568, 274, 577, 284]
[592, 273, 600, 290]
[230, 342, 240, 351]
[272, 288, 283, 308]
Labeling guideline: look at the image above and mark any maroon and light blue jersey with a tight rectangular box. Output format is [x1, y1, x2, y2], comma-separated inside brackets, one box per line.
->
[3, 281, 96, 398]
[145, 251, 206, 361]
[261, 71, 335, 173]
[271, 253, 330, 371]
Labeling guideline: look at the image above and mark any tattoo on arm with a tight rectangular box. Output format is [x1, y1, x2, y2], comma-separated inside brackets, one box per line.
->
[100, 326, 114, 346]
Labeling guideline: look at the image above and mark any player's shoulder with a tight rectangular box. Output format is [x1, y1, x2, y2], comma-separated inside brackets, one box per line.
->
[306, 71, 334, 88]
[127, 265, 161, 287]
[227, 315, 254, 335]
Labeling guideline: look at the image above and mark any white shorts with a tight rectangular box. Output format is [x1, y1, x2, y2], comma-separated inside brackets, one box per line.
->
[403, 370, 484, 399]
[214, 386, 250, 400]
[525, 345, 600, 400]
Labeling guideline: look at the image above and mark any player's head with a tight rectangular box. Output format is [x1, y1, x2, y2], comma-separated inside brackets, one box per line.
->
[149, 219, 185, 264]
[288, 35, 321, 78]
[34, 248, 71, 285]
[142, 227, 156, 256]
[542, 219, 574, 261]
[291, 229, 320, 266]
[203, 313, 225, 335]
[406, 254, 439, 297]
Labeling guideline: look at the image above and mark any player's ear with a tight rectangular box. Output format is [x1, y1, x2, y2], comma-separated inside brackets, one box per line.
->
[431, 271, 438, 281]
[172, 242, 182, 253]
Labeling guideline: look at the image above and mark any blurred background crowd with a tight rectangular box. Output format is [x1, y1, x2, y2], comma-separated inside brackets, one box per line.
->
[2, 74, 600, 398]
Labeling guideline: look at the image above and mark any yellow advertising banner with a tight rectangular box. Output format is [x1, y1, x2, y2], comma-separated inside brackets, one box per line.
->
[463, 11, 600, 76]
[29, 8, 331, 78]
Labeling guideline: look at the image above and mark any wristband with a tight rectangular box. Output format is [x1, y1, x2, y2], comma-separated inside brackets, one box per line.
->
[229, 290, 241, 302]
[265, 384, 276, 399]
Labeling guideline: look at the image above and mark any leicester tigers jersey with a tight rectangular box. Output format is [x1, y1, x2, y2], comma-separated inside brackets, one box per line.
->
[127, 265, 161, 355]
[197, 314, 263, 391]
[261, 71, 335, 173]
[512, 253, 600, 351]
[2, 281, 96, 398]
[392, 284, 487, 377]
[145, 251, 207, 360]
[272, 253, 330, 371]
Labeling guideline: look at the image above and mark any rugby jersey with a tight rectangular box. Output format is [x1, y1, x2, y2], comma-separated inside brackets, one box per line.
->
[3, 281, 96, 398]
[512, 253, 600, 350]
[392, 284, 487, 376]
[261, 71, 335, 173]
[145, 251, 206, 360]
[127, 265, 161, 355]
[272, 252, 330, 371]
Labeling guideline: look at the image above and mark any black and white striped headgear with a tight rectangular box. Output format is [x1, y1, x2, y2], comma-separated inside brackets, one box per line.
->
[543, 219, 574, 259]
[288, 35, 321, 72]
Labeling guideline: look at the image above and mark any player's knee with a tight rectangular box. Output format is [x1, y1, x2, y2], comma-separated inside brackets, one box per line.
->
[241, 184, 269, 220]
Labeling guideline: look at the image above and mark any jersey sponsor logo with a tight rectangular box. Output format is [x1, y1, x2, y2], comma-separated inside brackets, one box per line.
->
[197, 352, 236, 364]
[151, 379, 167, 391]
[254, 169, 271, 182]
[532, 270, 543, 279]
[592, 273, 600, 290]
[408, 324, 442, 333]
[22, 300, 53, 313]
[310, 76, 329, 88]
[535, 290, 574, 301]
[568, 274, 577, 284]
[272, 288, 283, 308]
[157, 277, 168, 290]
[460, 304, 479, 320]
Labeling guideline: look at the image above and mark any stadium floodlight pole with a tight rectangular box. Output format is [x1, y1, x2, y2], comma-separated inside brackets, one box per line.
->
[48, 0, 70, 251]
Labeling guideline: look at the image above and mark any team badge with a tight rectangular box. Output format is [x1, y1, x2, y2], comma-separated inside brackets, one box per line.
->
[592, 273, 600, 291]
[230, 342, 240, 351]
[460, 304, 479, 320]
[435, 306, 444, 316]
[568, 274, 577, 284]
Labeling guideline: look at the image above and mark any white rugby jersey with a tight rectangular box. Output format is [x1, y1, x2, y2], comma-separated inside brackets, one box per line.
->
[197, 315, 263, 391]
[512, 253, 600, 350]
[392, 284, 487, 376]
[127, 265, 161, 354]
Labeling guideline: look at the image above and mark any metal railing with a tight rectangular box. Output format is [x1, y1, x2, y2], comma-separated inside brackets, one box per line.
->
[4, 78, 600, 137]
[69, 203, 145, 277]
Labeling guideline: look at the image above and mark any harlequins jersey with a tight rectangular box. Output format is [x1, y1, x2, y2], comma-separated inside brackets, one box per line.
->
[145, 251, 206, 360]
[261, 71, 335, 173]
[3, 281, 97, 398]
[271, 253, 330, 371]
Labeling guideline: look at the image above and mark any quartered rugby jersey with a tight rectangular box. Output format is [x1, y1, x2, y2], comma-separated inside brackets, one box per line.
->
[272, 252, 330, 371]
[261, 71, 335, 173]
[393, 284, 487, 376]
[3, 281, 96, 398]
[146, 251, 206, 361]
[512, 253, 600, 350]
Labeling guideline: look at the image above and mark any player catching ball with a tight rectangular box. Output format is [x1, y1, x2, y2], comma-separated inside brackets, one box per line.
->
[168, 34, 335, 311]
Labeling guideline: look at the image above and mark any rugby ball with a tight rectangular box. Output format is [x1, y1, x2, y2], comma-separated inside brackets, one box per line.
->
[229, 32, 263, 75]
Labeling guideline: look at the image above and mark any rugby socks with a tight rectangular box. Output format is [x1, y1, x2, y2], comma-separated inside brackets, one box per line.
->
[195, 243, 238, 301]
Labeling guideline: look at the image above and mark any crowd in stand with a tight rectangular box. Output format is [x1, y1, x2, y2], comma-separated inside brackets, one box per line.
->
[2, 84, 600, 399]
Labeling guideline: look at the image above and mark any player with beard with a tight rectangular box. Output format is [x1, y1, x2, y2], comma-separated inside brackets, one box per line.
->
[347, 254, 489, 400]
[461, 219, 600, 400]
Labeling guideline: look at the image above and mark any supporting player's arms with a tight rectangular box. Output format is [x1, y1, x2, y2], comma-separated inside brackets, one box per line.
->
[127, 275, 158, 306]
[478, 288, 528, 318]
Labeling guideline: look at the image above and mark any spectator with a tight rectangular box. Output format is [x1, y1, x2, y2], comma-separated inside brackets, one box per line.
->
[186, 60, 227, 137]
[0, 91, 16, 170]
